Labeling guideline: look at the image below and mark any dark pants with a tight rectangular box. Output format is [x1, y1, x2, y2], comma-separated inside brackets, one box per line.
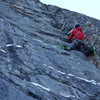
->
[68, 39, 87, 55]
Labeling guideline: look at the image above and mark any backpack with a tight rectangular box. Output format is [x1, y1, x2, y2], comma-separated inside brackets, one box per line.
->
[77, 40, 96, 57]
[84, 45, 96, 57]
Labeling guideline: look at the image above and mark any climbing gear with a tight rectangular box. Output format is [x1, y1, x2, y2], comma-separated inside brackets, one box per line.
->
[83, 44, 96, 57]
[65, 47, 72, 50]
[60, 46, 72, 51]
[93, 47, 96, 55]
[87, 46, 96, 55]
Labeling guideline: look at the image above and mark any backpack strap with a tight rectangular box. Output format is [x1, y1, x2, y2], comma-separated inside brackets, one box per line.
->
[72, 31, 80, 40]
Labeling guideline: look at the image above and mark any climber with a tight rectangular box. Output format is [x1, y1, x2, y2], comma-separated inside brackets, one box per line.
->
[63, 24, 95, 57]
[67, 24, 84, 41]
[66, 24, 85, 49]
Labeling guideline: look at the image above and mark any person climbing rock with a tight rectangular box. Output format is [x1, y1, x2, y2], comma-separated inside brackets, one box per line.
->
[63, 24, 95, 57]
[68, 24, 84, 41]
[65, 24, 84, 49]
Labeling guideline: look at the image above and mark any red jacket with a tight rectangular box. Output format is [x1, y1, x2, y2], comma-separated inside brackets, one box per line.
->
[68, 27, 84, 41]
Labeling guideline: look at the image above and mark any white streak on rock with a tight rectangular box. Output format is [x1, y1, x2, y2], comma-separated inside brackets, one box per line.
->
[31, 82, 50, 91]
[6, 44, 13, 47]
[56, 70, 66, 75]
[46, 65, 66, 75]
[33, 39, 46, 45]
[67, 73, 98, 85]
[16, 45, 22, 48]
[0, 49, 6, 53]
[6, 44, 22, 48]
[43, 64, 47, 66]
[48, 66, 54, 69]
[67, 73, 75, 77]
[59, 92, 75, 98]
[97, 83, 100, 85]
[67, 76, 70, 79]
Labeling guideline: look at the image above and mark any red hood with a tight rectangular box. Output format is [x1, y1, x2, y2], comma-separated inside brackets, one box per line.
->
[77, 27, 82, 31]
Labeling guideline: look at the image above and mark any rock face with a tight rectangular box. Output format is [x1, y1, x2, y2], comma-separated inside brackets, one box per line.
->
[0, 0, 100, 100]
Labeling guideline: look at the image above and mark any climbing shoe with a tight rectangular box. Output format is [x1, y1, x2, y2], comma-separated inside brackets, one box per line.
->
[65, 46, 72, 51]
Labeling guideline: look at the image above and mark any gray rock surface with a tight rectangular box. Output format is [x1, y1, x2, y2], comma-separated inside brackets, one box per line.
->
[0, 0, 100, 100]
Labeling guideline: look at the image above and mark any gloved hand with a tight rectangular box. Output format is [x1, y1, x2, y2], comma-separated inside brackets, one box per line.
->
[66, 32, 71, 37]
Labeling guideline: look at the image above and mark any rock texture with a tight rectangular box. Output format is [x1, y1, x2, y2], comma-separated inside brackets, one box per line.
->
[0, 0, 100, 100]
